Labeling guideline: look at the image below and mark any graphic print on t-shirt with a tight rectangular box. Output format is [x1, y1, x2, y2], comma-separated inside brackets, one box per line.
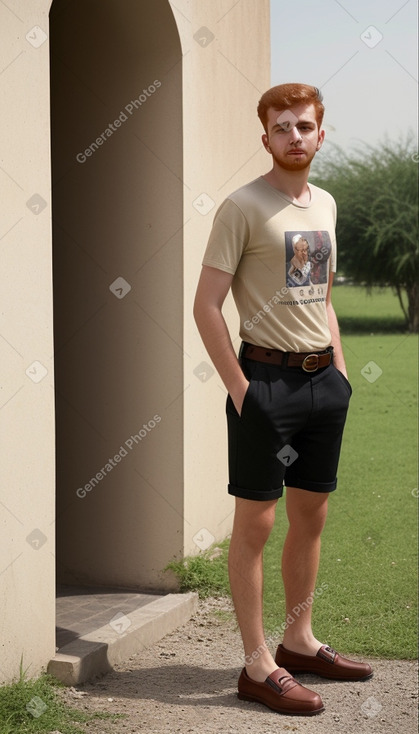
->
[285, 230, 332, 291]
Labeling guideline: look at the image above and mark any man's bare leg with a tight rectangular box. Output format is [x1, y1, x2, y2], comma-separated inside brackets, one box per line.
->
[281, 487, 329, 655]
[228, 497, 286, 682]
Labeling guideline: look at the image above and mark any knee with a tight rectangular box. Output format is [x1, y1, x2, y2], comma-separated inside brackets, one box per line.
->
[232, 501, 277, 550]
[250, 511, 276, 547]
[287, 494, 328, 537]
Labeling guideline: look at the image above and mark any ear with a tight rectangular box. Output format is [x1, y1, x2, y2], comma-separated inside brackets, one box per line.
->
[262, 134, 271, 153]
[316, 129, 325, 151]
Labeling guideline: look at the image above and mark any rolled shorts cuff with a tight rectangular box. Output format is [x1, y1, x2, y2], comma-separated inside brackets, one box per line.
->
[285, 476, 338, 493]
[228, 482, 284, 501]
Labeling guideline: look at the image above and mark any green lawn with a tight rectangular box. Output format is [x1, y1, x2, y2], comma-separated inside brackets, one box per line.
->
[331, 283, 408, 333]
[171, 286, 418, 659]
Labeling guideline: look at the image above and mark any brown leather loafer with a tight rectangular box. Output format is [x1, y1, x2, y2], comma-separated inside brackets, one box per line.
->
[275, 644, 373, 681]
[237, 667, 324, 715]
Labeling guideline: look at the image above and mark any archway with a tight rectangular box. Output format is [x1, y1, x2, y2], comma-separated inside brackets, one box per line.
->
[50, 0, 184, 590]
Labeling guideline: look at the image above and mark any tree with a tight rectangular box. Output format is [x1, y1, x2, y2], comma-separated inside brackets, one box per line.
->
[311, 135, 418, 332]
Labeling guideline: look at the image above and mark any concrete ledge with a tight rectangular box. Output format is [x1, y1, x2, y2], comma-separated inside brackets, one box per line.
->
[48, 592, 198, 686]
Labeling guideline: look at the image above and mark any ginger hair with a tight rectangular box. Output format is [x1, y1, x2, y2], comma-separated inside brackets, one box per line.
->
[257, 83, 324, 133]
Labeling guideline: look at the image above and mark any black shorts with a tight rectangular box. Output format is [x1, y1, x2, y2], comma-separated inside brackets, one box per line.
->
[226, 347, 352, 501]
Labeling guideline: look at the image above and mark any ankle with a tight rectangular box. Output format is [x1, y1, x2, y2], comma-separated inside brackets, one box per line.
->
[282, 632, 322, 656]
[244, 648, 280, 683]
[245, 660, 285, 683]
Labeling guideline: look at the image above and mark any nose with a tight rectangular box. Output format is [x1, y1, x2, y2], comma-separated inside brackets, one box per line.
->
[290, 125, 302, 144]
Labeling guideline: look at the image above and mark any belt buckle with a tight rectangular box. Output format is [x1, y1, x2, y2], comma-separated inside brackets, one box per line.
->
[302, 353, 319, 372]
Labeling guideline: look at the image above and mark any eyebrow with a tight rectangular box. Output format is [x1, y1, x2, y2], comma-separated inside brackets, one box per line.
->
[271, 119, 316, 131]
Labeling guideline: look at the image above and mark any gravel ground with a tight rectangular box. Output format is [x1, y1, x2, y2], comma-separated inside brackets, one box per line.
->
[63, 597, 418, 734]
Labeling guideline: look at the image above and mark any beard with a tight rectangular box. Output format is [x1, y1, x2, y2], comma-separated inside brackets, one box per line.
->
[271, 147, 317, 172]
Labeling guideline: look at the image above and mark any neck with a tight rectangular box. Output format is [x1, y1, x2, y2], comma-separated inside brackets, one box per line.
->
[263, 164, 311, 204]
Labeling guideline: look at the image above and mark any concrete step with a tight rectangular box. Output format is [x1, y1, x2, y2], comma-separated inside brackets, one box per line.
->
[48, 592, 198, 685]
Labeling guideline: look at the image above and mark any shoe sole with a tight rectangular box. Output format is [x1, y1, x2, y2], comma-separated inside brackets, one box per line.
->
[280, 669, 374, 682]
[237, 692, 325, 716]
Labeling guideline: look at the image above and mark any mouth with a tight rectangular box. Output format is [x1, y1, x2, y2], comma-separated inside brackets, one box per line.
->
[288, 149, 305, 155]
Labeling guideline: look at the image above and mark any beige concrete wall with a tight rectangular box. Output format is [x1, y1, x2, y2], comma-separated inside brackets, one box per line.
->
[0, 0, 55, 682]
[0, 0, 269, 683]
[176, 0, 271, 554]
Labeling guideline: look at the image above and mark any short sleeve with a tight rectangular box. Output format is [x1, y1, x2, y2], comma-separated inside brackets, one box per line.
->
[202, 198, 249, 275]
[331, 195, 337, 273]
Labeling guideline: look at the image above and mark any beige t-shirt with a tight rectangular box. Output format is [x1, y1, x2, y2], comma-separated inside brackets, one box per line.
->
[202, 176, 337, 352]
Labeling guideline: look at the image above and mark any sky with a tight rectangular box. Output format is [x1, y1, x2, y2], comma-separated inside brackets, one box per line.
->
[270, 0, 418, 155]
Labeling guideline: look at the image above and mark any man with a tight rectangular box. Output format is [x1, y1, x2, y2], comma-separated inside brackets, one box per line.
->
[287, 234, 311, 286]
[193, 84, 372, 716]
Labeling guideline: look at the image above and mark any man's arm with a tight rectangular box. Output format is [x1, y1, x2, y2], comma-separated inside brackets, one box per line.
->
[326, 273, 348, 379]
[193, 265, 249, 415]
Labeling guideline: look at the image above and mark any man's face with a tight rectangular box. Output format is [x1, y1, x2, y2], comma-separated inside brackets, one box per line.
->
[262, 103, 325, 172]
[294, 240, 309, 263]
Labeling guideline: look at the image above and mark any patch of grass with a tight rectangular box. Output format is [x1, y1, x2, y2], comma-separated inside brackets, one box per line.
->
[166, 538, 231, 598]
[332, 284, 408, 333]
[0, 661, 124, 734]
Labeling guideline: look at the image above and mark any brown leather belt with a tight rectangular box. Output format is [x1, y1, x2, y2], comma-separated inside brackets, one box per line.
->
[241, 342, 333, 372]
